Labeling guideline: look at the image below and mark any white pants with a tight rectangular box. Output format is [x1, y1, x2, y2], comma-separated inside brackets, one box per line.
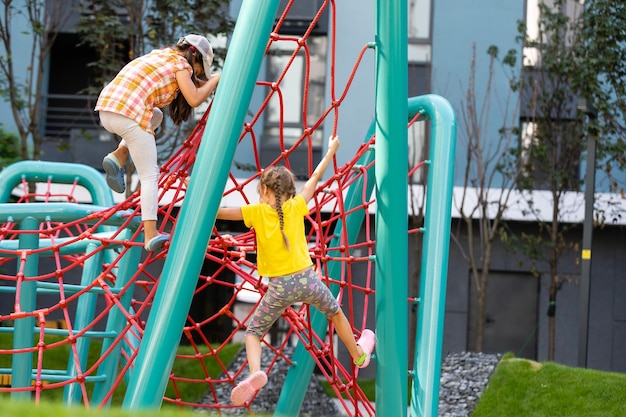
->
[99, 109, 163, 221]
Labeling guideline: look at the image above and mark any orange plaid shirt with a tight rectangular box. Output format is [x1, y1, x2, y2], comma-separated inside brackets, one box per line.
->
[95, 48, 192, 134]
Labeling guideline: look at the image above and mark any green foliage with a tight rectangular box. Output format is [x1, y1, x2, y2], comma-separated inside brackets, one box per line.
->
[501, 48, 517, 69]
[495, 4, 626, 355]
[506, 0, 626, 257]
[74, 2, 132, 92]
[577, 1, 626, 188]
[516, 0, 626, 194]
[514, 0, 586, 192]
[75, 0, 235, 96]
[0, 126, 20, 170]
[472, 356, 626, 417]
[508, 0, 626, 193]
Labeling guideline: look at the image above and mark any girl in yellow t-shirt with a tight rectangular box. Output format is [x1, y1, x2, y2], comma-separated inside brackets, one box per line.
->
[216, 135, 376, 406]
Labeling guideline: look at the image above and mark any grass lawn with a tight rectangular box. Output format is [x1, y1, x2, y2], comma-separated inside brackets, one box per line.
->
[319, 378, 376, 402]
[4, 336, 625, 417]
[1, 399, 278, 417]
[472, 353, 626, 417]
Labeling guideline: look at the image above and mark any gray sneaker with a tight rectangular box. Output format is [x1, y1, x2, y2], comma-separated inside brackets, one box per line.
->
[102, 154, 126, 193]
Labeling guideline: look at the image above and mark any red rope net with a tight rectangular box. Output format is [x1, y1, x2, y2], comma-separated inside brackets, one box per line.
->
[0, 1, 426, 416]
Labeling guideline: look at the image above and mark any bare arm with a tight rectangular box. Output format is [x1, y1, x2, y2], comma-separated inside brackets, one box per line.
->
[216, 207, 243, 221]
[300, 135, 340, 203]
[176, 71, 221, 107]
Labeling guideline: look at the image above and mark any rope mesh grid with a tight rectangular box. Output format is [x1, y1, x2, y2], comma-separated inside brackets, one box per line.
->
[0, 2, 426, 415]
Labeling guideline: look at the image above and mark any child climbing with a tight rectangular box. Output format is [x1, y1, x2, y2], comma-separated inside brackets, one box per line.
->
[96, 34, 220, 252]
[215, 135, 376, 406]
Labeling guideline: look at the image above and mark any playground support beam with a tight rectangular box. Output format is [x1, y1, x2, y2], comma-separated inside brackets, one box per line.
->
[410, 95, 456, 417]
[375, 1, 409, 417]
[122, 0, 282, 410]
[11, 217, 39, 401]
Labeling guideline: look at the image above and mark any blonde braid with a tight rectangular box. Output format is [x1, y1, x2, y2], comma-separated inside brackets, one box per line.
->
[260, 166, 297, 250]
[274, 190, 289, 250]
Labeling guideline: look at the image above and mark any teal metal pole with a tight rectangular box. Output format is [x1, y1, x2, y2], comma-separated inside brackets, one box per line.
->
[0, 160, 114, 206]
[64, 242, 102, 405]
[93, 232, 143, 407]
[0, 160, 119, 265]
[11, 216, 39, 400]
[122, 0, 282, 409]
[409, 95, 456, 417]
[375, 1, 408, 416]
[0, 203, 137, 227]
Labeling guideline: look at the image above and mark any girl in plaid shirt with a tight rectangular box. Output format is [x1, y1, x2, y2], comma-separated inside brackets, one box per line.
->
[96, 34, 220, 252]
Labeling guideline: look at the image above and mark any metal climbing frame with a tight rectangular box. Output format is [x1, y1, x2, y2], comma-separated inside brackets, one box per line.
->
[122, 1, 456, 417]
[0, 161, 142, 406]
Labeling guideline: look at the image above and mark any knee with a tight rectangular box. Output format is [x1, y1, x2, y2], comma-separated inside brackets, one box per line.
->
[328, 309, 342, 321]
[245, 328, 263, 339]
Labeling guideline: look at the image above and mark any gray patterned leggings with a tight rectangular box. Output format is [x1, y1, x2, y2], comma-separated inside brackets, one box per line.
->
[245, 267, 340, 338]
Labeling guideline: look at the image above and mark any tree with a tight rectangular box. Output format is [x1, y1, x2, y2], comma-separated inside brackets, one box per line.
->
[456, 0, 626, 359]
[576, 0, 626, 190]
[75, 0, 235, 195]
[513, 0, 626, 360]
[0, 0, 77, 161]
[453, 43, 525, 352]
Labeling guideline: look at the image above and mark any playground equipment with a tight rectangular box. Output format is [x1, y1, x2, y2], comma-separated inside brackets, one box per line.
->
[0, 1, 455, 416]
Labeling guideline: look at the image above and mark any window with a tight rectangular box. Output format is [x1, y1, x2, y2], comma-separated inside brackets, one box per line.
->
[408, 0, 431, 41]
[276, 0, 329, 36]
[520, 121, 537, 168]
[524, 0, 585, 67]
[261, 36, 327, 178]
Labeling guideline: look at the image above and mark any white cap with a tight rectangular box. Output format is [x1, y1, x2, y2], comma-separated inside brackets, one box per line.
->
[178, 34, 214, 77]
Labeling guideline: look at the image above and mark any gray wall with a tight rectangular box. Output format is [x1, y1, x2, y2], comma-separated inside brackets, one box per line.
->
[445, 219, 626, 372]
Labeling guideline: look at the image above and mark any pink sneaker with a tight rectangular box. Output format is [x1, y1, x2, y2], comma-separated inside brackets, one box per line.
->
[230, 371, 268, 406]
[354, 329, 376, 368]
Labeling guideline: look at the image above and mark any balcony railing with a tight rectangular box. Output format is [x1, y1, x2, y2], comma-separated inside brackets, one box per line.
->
[43, 93, 101, 141]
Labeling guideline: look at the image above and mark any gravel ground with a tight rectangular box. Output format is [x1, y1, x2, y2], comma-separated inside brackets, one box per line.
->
[196, 346, 341, 417]
[438, 351, 501, 417]
[197, 349, 501, 417]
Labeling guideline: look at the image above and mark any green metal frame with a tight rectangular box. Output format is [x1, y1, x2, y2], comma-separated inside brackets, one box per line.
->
[0, 160, 142, 405]
[409, 95, 456, 417]
[0, 1, 456, 416]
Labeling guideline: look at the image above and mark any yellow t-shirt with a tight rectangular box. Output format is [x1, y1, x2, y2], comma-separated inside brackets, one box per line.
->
[241, 194, 313, 277]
